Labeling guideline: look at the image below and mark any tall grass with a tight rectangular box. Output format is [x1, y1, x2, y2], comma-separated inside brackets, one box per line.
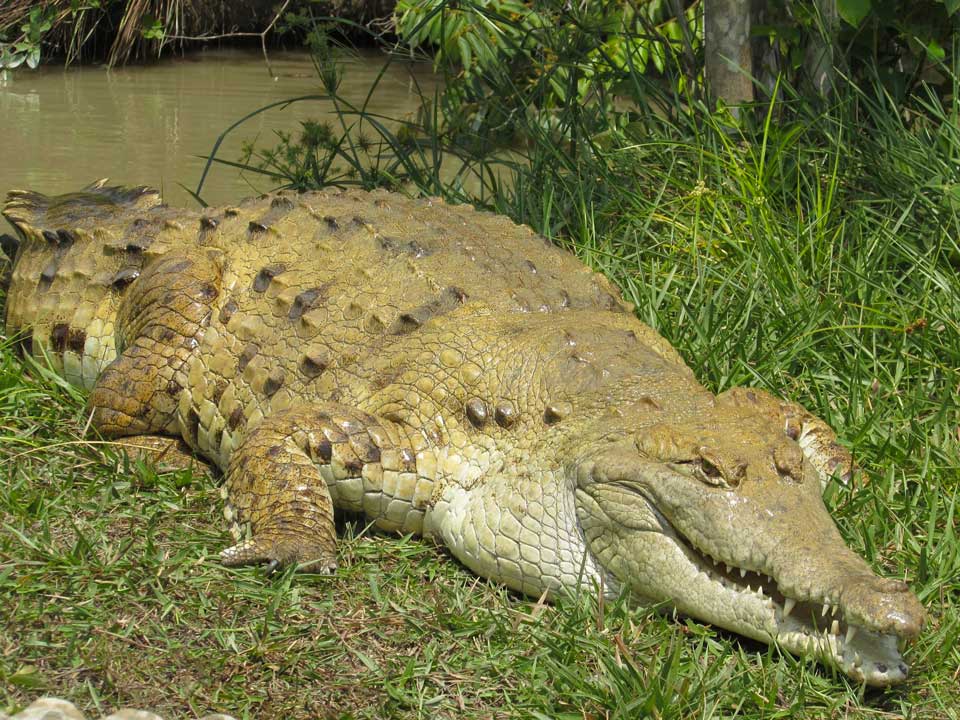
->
[2, 15, 959, 720]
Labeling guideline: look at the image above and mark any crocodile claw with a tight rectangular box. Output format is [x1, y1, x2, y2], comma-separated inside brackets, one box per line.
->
[220, 534, 338, 574]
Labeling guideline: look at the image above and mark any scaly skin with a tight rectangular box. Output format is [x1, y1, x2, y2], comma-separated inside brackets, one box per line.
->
[2, 181, 925, 686]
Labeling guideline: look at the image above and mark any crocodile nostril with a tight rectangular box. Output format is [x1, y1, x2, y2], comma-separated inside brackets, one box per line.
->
[879, 578, 910, 593]
[773, 444, 803, 482]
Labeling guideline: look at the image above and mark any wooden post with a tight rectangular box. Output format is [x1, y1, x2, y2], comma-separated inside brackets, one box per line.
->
[805, 0, 838, 96]
[704, 0, 754, 112]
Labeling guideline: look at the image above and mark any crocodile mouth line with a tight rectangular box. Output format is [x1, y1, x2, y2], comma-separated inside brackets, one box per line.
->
[593, 480, 915, 685]
[667, 521, 911, 686]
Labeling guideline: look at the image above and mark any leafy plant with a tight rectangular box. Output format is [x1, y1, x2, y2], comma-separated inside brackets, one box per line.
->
[0, 5, 55, 69]
[0, 0, 291, 68]
[394, 0, 701, 127]
[756, 0, 960, 100]
[139, 12, 165, 42]
[395, 0, 960, 120]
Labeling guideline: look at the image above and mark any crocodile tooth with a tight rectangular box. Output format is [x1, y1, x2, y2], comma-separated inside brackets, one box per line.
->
[821, 603, 829, 617]
[783, 598, 796, 617]
[739, 568, 746, 578]
[854, 652, 862, 667]
[831, 620, 839, 636]
[725, 563, 732, 574]
[845, 626, 858, 645]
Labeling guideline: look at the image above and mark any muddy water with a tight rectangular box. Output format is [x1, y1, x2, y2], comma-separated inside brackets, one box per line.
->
[0, 48, 439, 216]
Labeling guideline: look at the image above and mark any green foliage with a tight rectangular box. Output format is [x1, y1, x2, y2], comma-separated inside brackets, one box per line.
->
[0, 6, 55, 69]
[759, 0, 960, 100]
[836, 0, 872, 27]
[394, 0, 701, 122]
[139, 13, 166, 42]
[0, 0, 170, 68]
[394, 0, 960, 113]
[0, 0, 310, 68]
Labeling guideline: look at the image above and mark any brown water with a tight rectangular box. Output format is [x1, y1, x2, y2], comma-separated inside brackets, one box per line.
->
[0, 48, 439, 217]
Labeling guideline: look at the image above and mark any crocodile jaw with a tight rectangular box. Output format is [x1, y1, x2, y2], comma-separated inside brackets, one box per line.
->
[576, 452, 924, 686]
[649, 526, 911, 685]
[779, 612, 907, 685]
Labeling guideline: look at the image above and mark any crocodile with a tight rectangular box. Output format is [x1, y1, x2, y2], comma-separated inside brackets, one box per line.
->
[1, 180, 925, 687]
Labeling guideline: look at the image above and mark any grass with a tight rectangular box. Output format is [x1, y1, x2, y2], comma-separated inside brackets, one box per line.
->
[2, 34, 960, 720]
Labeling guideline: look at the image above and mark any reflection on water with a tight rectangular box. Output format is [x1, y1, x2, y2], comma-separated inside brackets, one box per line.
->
[0, 48, 439, 214]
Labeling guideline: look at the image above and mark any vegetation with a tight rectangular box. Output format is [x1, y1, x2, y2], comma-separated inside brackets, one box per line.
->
[0, 0, 383, 69]
[1, 0, 181, 67]
[3, 0, 959, 98]
[0, 0, 298, 68]
[395, 0, 699, 105]
[391, 0, 960, 108]
[2, 2, 960, 719]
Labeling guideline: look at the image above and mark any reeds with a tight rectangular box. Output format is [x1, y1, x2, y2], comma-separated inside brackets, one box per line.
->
[0, 0, 278, 66]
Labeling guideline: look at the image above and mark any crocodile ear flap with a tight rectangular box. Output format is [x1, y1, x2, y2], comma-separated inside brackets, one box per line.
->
[576, 443, 650, 488]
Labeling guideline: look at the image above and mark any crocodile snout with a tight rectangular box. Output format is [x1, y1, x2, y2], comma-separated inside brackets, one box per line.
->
[840, 574, 926, 639]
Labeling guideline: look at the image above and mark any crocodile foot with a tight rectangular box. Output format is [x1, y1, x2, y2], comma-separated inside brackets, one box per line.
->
[220, 533, 338, 574]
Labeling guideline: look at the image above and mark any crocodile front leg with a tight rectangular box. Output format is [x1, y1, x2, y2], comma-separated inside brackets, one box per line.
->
[221, 403, 417, 572]
[87, 252, 222, 438]
[718, 386, 856, 489]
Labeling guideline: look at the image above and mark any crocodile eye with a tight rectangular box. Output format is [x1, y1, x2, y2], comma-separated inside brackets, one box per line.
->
[669, 458, 727, 487]
[701, 458, 721, 478]
[696, 457, 727, 487]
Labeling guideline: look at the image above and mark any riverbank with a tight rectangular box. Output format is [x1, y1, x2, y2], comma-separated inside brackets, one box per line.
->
[0, 1, 396, 67]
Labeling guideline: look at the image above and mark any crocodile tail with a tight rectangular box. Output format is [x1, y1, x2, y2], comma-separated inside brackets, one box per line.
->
[2, 180, 164, 389]
[3, 179, 161, 239]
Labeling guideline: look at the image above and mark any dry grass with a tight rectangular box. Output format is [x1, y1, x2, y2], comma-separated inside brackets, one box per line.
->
[0, 0, 289, 66]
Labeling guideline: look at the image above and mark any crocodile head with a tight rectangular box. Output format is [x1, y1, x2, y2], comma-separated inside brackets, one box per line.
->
[574, 408, 925, 686]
